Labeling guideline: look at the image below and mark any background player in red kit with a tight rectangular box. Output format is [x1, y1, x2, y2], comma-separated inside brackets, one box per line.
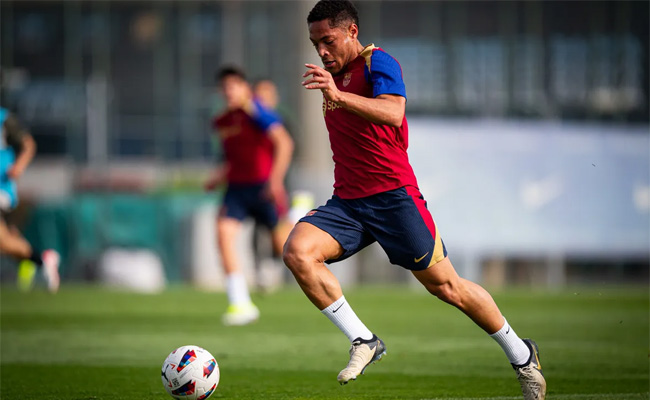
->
[205, 66, 293, 326]
[282, 1, 546, 399]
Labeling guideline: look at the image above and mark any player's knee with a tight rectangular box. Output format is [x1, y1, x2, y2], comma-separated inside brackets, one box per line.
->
[281, 239, 304, 270]
[282, 237, 313, 273]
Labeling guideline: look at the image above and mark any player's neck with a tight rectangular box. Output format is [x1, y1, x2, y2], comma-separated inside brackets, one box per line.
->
[340, 40, 364, 69]
[228, 96, 252, 111]
[354, 40, 364, 56]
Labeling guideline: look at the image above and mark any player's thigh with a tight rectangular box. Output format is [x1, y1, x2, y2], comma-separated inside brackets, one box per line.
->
[0, 215, 18, 252]
[219, 185, 249, 222]
[283, 221, 345, 264]
[0, 215, 9, 242]
[216, 216, 243, 248]
[364, 187, 447, 270]
[292, 196, 374, 263]
[411, 256, 459, 291]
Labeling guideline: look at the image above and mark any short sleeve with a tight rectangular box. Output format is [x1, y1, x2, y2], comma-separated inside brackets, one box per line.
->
[368, 49, 407, 99]
[250, 100, 282, 132]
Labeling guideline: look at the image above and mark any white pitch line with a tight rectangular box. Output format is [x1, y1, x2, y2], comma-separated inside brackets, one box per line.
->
[420, 394, 649, 400]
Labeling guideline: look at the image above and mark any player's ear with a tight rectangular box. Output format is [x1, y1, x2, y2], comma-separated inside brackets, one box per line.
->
[348, 23, 358, 40]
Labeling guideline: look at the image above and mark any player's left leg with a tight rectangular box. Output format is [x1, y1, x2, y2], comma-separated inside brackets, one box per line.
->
[0, 216, 60, 292]
[413, 257, 504, 332]
[412, 258, 546, 400]
[0, 215, 32, 259]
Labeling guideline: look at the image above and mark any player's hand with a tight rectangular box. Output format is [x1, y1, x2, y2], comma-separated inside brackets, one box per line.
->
[6, 164, 25, 180]
[204, 175, 224, 192]
[266, 178, 288, 214]
[204, 167, 227, 192]
[302, 63, 341, 103]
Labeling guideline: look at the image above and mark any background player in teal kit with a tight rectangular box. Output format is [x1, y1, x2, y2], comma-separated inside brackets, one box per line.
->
[282, 1, 546, 399]
[0, 107, 60, 292]
[205, 67, 294, 326]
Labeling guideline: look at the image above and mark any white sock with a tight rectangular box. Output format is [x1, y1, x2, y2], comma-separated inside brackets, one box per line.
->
[225, 272, 252, 306]
[321, 295, 373, 343]
[489, 318, 531, 365]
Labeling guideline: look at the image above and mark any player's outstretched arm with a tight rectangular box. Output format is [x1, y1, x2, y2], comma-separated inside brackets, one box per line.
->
[302, 63, 405, 127]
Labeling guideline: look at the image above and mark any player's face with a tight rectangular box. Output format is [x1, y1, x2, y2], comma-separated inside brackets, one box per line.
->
[254, 80, 279, 110]
[309, 19, 359, 75]
[221, 75, 251, 109]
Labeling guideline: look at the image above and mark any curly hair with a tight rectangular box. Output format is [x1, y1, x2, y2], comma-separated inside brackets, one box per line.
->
[307, 0, 359, 29]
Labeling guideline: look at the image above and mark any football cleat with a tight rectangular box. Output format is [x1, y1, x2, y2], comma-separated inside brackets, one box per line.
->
[337, 334, 386, 384]
[41, 249, 60, 293]
[17, 260, 37, 292]
[221, 302, 260, 326]
[513, 339, 546, 400]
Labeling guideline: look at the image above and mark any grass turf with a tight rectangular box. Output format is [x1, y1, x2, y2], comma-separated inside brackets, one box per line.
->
[1, 285, 648, 399]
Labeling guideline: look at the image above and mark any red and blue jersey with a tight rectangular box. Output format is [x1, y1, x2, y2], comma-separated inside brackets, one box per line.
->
[323, 44, 418, 199]
[212, 100, 281, 184]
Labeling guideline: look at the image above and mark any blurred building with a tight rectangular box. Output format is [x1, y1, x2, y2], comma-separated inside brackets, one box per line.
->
[0, 1, 648, 288]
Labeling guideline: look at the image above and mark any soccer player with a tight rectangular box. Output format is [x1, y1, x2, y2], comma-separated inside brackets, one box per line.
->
[205, 67, 294, 326]
[282, 1, 546, 399]
[0, 107, 60, 293]
[250, 78, 297, 293]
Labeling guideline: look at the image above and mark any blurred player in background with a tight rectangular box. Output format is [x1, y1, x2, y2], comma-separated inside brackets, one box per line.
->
[251, 78, 291, 293]
[0, 107, 60, 293]
[251, 79, 314, 293]
[205, 66, 294, 326]
[283, 1, 545, 399]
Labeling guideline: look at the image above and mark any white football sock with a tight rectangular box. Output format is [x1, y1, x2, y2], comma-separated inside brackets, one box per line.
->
[489, 318, 531, 365]
[321, 295, 373, 343]
[225, 272, 252, 306]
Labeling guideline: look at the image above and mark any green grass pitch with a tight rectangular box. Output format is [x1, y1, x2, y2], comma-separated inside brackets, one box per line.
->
[1, 285, 648, 399]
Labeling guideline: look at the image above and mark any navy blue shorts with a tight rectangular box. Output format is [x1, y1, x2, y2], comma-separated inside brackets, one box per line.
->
[299, 186, 447, 271]
[220, 183, 279, 229]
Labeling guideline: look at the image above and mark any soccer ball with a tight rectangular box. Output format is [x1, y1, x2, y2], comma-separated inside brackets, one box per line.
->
[161, 345, 220, 400]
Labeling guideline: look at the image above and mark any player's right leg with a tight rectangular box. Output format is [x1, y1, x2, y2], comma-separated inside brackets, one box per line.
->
[283, 213, 385, 384]
[282, 221, 346, 308]
[366, 186, 544, 399]
[216, 215, 259, 326]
